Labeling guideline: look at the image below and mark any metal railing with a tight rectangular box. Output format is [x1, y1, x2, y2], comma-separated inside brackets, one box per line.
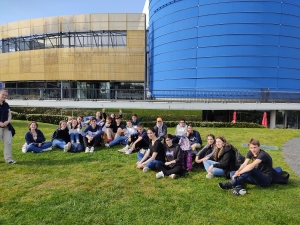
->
[4, 88, 300, 103]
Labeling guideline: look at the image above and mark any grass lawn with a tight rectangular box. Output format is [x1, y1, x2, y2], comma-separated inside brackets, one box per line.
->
[1, 120, 300, 225]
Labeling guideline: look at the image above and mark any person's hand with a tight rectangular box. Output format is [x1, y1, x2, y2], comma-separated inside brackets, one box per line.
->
[3, 121, 9, 126]
[202, 157, 209, 162]
[208, 165, 213, 173]
[165, 161, 172, 166]
[131, 143, 135, 150]
[119, 109, 122, 114]
[195, 157, 201, 163]
[136, 162, 144, 169]
[0, 122, 5, 127]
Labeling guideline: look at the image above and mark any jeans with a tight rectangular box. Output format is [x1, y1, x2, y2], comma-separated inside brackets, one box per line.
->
[137, 152, 164, 169]
[52, 139, 67, 150]
[109, 136, 127, 147]
[230, 168, 272, 188]
[203, 160, 226, 177]
[70, 133, 79, 142]
[27, 141, 52, 153]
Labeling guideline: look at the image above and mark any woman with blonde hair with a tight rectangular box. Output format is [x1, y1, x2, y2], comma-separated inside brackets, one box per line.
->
[203, 136, 236, 179]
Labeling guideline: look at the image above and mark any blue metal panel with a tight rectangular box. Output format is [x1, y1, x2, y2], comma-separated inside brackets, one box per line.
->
[149, 0, 300, 98]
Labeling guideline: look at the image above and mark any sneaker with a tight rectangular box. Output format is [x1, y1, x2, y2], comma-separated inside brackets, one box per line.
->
[90, 146, 95, 153]
[64, 142, 71, 152]
[8, 160, 17, 164]
[118, 146, 128, 153]
[218, 182, 232, 190]
[42, 147, 52, 152]
[156, 171, 164, 179]
[169, 174, 177, 179]
[85, 147, 90, 153]
[231, 187, 247, 196]
[206, 173, 214, 179]
[143, 167, 150, 173]
[125, 148, 133, 155]
[22, 143, 27, 153]
[105, 143, 110, 147]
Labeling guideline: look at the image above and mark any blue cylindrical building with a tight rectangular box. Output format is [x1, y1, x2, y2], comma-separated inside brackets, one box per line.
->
[148, 0, 300, 98]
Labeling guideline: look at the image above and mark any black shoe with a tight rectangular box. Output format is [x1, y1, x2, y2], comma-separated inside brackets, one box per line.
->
[8, 160, 17, 164]
[218, 182, 232, 190]
[231, 187, 247, 196]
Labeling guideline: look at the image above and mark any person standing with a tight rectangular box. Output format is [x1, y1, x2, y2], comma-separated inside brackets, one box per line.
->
[0, 89, 16, 164]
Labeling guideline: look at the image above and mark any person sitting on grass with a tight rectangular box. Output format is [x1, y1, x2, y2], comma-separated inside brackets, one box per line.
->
[131, 113, 140, 129]
[67, 118, 82, 144]
[106, 120, 136, 148]
[81, 117, 102, 153]
[52, 120, 71, 152]
[173, 119, 187, 143]
[153, 117, 167, 141]
[155, 134, 184, 179]
[136, 127, 165, 173]
[186, 124, 202, 155]
[218, 138, 273, 196]
[23, 121, 52, 153]
[193, 134, 215, 169]
[118, 124, 149, 155]
[203, 136, 236, 179]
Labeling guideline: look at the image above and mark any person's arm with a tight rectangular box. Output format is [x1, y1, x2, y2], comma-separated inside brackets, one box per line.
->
[25, 132, 34, 144]
[161, 124, 167, 137]
[136, 149, 151, 168]
[92, 126, 102, 139]
[131, 136, 143, 150]
[212, 151, 232, 169]
[142, 152, 158, 165]
[232, 158, 259, 179]
[3, 109, 12, 126]
[166, 145, 182, 165]
[195, 131, 202, 145]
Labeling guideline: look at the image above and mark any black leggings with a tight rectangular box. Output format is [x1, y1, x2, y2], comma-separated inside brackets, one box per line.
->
[156, 163, 184, 176]
[83, 136, 101, 147]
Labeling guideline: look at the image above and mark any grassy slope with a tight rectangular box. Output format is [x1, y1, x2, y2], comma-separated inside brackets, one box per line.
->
[0, 121, 299, 225]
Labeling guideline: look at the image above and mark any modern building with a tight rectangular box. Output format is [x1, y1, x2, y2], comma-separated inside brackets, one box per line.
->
[0, 13, 146, 99]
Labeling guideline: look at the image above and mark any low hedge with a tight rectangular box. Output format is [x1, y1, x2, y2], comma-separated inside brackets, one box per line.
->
[12, 112, 264, 128]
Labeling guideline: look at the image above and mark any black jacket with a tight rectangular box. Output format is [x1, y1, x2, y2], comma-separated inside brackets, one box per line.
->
[164, 143, 182, 167]
[212, 145, 235, 179]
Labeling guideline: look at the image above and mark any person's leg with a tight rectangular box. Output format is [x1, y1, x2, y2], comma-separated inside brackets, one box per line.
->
[109, 136, 126, 147]
[40, 141, 52, 149]
[158, 164, 183, 176]
[233, 168, 271, 188]
[75, 133, 80, 143]
[203, 160, 218, 173]
[2, 127, 13, 162]
[105, 128, 114, 140]
[135, 139, 149, 150]
[211, 167, 226, 177]
[70, 133, 75, 143]
[26, 144, 43, 153]
[137, 152, 145, 162]
[92, 136, 101, 147]
[191, 143, 201, 151]
[82, 136, 89, 147]
[156, 163, 169, 173]
[115, 127, 123, 139]
[52, 139, 66, 149]
[146, 159, 164, 169]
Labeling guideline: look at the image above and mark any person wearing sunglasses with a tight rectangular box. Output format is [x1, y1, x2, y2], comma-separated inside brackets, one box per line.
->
[153, 117, 167, 141]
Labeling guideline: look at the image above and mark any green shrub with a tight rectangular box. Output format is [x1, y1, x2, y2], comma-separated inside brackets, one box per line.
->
[25, 114, 66, 125]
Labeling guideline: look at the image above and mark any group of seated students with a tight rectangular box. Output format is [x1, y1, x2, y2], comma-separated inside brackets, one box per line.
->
[23, 110, 273, 196]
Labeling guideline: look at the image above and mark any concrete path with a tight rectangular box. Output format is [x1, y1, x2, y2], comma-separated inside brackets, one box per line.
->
[282, 137, 300, 177]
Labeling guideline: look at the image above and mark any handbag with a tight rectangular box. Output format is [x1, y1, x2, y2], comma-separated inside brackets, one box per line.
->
[7, 123, 15, 137]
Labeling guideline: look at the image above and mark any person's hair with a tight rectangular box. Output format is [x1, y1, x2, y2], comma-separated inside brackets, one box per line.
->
[248, 138, 260, 147]
[207, 134, 216, 141]
[110, 113, 116, 118]
[180, 119, 185, 122]
[165, 134, 173, 140]
[137, 124, 144, 128]
[147, 127, 156, 134]
[157, 117, 163, 122]
[77, 115, 83, 120]
[106, 117, 112, 122]
[71, 119, 78, 129]
[187, 124, 193, 128]
[126, 119, 132, 123]
[59, 120, 67, 126]
[213, 136, 229, 160]
[28, 121, 38, 130]
[90, 117, 96, 122]
[132, 113, 137, 117]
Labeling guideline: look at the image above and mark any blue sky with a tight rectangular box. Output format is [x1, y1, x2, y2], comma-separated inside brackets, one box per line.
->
[0, 0, 146, 24]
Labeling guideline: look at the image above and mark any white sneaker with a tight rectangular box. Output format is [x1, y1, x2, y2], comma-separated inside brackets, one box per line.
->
[90, 146, 95, 153]
[125, 149, 133, 155]
[143, 167, 150, 173]
[42, 147, 52, 152]
[105, 143, 110, 147]
[118, 146, 128, 153]
[156, 171, 164, 178]
[169, 174, 177, 179]
[22, 143, 28, 153]
[85, 147, 90, 153]
[64, 142, 71, 152]
[206, 173, 214, 179]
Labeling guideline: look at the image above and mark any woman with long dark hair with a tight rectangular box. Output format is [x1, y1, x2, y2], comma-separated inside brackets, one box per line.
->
[203, 136, 236, 179]
[193, 134, 216, 168]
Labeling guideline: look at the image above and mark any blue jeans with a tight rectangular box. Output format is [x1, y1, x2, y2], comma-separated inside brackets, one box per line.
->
[230, 168, 272, 188]
[203, 160, 226, 177]
[137, 152, 164, 169]
[52, 139, 67, 150]
[70, 133, 79, 142]
[109, 136, 127, 147]
[26, 141, 52, 153]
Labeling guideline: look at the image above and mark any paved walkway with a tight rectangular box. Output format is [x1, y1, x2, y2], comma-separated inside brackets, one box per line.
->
[282, 137, 300, 177]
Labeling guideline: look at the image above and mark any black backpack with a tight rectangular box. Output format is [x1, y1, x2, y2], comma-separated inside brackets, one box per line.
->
[272, 168, 290, 184]
[231, 145, 245, 169]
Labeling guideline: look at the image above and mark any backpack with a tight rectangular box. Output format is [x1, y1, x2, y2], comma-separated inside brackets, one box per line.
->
[272, 167, 290, 184]
[69, 142, 84, 153]
[231, 145, 245, 169]
[178, 137, 192, 151]
[182, 150, 193, 172]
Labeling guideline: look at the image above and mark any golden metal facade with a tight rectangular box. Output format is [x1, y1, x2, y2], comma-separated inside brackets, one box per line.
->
[0, 13, 145, 82]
